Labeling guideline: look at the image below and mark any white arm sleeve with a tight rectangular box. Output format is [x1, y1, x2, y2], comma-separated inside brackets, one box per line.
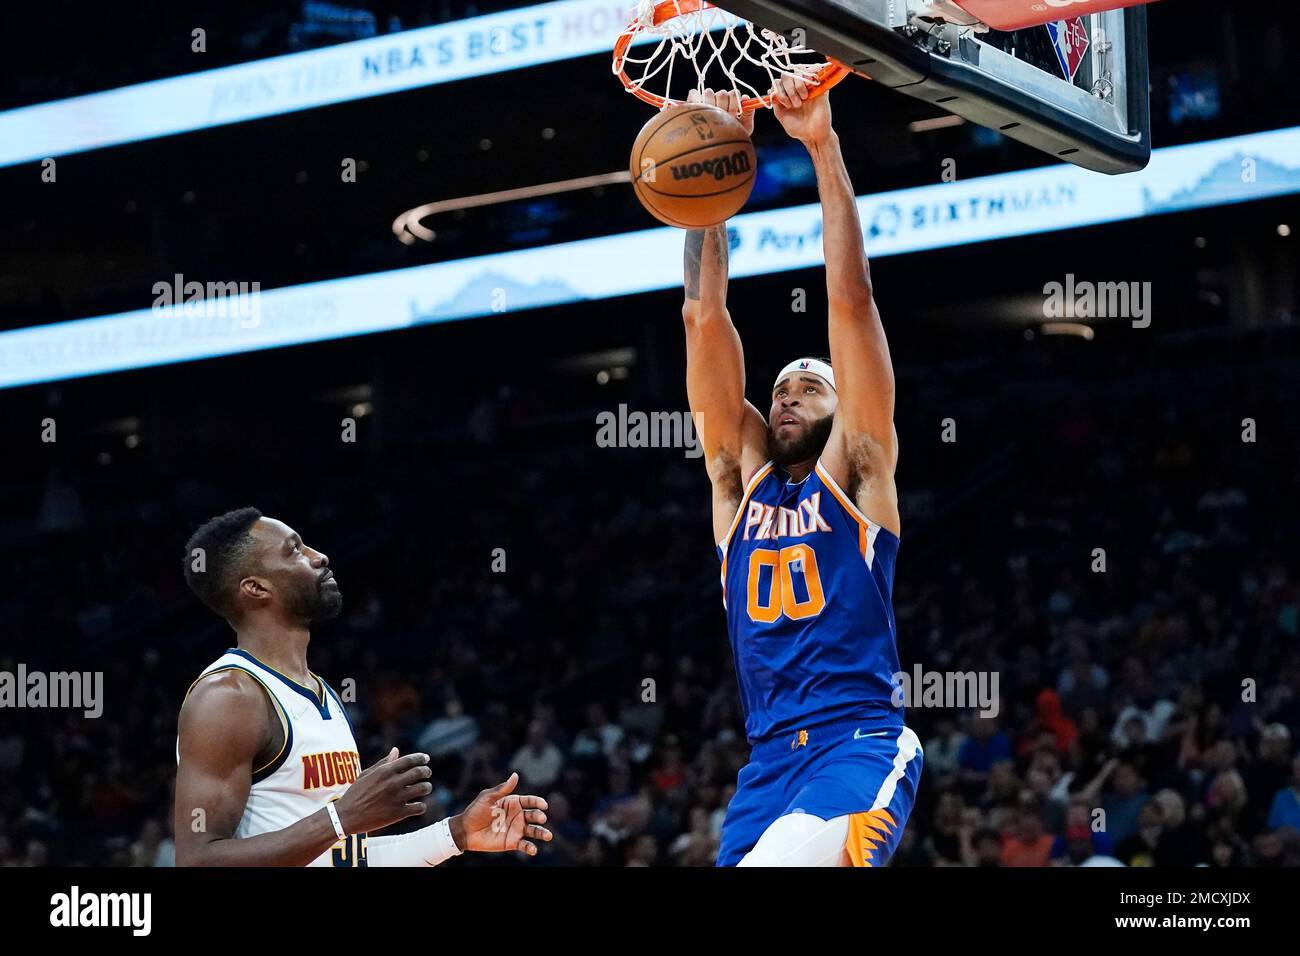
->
[366, 817, 464, 867]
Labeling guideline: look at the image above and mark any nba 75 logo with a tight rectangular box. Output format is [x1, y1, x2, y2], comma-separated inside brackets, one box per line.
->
[690, 112, 715, 141]
[1045, 16, 1089, 81]
[662, 112, 717, 145]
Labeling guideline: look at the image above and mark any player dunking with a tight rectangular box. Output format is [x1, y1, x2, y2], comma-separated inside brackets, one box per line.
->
[682, 80, 922, 866]
[174, 508, 552, 866]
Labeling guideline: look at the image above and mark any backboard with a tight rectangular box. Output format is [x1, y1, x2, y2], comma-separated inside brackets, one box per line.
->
[712, 0, 1152, 173]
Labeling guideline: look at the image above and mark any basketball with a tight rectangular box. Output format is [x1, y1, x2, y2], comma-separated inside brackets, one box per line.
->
[630, 103, 757, 229]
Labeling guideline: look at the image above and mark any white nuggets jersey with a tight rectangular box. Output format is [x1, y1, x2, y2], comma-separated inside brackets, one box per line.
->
[179, 649, 367, 867]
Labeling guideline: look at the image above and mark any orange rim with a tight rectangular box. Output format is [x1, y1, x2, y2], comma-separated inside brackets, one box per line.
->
[612, 0, 851, 112]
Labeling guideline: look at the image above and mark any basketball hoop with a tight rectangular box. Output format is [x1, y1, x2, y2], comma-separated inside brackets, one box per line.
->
[612, 0, 851, 113]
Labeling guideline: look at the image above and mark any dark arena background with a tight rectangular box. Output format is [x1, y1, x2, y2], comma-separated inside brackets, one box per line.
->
[1, 0, 1298, 937]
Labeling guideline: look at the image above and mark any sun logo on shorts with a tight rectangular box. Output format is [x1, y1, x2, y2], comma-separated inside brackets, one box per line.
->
[792, 730, 809, 750]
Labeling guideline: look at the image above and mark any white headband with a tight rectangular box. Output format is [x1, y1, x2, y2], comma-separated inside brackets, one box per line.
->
[773, 358, 835, 392]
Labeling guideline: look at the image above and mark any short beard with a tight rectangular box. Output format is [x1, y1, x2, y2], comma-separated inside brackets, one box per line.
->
[768, 413, 834, 469]
[313, 586, 343, 624]
[287, 579, 343, 625]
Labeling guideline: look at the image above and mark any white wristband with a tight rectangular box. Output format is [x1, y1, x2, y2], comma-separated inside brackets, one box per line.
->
[325, 802, 347, 841]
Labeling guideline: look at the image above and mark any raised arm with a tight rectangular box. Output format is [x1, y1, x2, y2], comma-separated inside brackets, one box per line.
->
[680, 91, 768, 543]
[771, 79, 899, 534]
[683, 223, 765, 521]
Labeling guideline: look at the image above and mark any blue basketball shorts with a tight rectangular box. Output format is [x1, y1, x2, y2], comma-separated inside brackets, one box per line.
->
[717, 720, 924, 867]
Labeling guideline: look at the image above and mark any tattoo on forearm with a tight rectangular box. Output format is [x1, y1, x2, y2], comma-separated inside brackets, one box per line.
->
[684, 226, 728, 302]
[712, 225, 728, 272]
[684, 230, 704, 301]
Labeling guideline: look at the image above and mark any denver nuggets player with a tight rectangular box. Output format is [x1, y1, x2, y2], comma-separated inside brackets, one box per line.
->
[174, 508, 552, 866]
[682, 81, 922, 867]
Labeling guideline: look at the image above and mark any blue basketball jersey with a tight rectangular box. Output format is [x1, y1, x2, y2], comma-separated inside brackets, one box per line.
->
[717, 459, 903, 743]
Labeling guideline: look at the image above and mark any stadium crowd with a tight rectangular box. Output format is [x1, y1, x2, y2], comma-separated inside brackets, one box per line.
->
[1, 334, 1298, 868]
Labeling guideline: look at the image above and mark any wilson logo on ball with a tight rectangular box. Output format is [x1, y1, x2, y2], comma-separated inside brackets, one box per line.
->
[670, 151, 753, 182]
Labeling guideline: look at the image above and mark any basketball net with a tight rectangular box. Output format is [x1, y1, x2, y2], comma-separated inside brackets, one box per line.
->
[612, 0, 849, 113]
